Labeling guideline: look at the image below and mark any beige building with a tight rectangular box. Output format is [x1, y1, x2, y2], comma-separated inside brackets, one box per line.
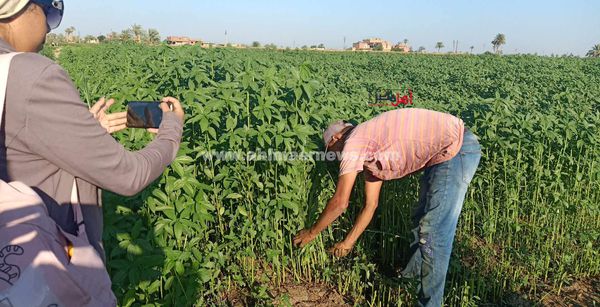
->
[392, 42, 411, 53]
[352, 38, 392, 51]
[166, 36, 200, 46]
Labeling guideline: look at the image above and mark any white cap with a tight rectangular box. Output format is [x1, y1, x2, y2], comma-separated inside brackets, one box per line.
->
[323, 120, 354, 151]
[0, 0, 29, 20]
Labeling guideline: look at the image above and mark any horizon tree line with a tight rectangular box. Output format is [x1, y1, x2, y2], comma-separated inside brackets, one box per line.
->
[46, 24, 162, 45]
[47, 28, 600, 57]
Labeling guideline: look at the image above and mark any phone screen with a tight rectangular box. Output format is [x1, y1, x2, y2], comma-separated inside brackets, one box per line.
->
[126, 101, 163, 129]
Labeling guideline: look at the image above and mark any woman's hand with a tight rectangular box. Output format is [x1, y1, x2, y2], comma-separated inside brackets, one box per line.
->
[90, 97, 127, 134]
[328, 241, 353, 258]
[293, 228, 318, 247]
[147, 97, 185, 134]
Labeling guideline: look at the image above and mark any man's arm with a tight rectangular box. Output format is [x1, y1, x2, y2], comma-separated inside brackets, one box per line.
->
[342, 173, 383, 245]
[293, 172, 358, 247]
[329, 172, 382, 257]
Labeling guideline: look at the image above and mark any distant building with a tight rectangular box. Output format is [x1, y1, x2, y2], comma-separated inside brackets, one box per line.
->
[352, 41, 370, 50]
[392, 42, 411, 53]
[352, 38, 392, 51]
[166, 36, 200, 46]
[228, 43, 246, 48]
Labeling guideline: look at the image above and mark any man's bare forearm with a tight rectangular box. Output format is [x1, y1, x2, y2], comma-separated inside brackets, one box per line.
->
[307, 173, 358, 235]
[342, 204, 377, 245]
[342, 175, 382, 246]
[309, 197, 347, 235]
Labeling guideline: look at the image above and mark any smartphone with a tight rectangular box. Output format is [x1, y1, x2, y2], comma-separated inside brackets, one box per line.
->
[126, 101, 163, 129]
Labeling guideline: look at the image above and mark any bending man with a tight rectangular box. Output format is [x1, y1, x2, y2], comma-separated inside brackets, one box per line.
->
[293, 108, 481, 306]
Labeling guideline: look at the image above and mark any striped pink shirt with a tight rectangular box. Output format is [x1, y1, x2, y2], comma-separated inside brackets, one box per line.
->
[339, 108, 465, 180]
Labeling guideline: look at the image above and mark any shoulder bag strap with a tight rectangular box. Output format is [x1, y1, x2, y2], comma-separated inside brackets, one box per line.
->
[0, 52, 85, 236]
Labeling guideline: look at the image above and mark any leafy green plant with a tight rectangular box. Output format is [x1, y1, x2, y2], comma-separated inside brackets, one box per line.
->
[57, 44, 600, 306]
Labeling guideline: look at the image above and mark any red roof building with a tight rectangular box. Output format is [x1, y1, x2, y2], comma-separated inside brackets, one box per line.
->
[166, 36, 200, 46]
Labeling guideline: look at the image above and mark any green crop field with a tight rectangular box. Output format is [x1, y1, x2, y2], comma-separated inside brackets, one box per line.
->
[49, 44, 599, 306]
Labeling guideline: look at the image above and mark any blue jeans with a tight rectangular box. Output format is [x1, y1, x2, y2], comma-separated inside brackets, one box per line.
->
[400, 129, 481, 306]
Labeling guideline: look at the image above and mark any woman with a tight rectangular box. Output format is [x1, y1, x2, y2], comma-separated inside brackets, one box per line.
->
[0, 0, 185, 261]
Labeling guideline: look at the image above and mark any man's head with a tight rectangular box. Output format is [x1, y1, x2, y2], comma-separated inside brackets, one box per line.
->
[323, 120, 354, 158]
[0, 0, 64, 52]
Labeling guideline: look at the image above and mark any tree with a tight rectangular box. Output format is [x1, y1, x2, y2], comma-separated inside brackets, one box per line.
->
[373, 44, 383, 51]
[492, 33, 506, 54]
[318, 43, 325, 49]
[435, 41, 444, 52]
[301, 45, 308, 49]
[252, 41, 261, 48]
[264, 43, 277, 49]
[403, 38, 409, 44]
[108, 31, 118, 41]
[120, 29, 133, 42]
[131, 24, 143, 43]
[65, 26, 76, 42]
[470, 46, 474, 54]
[97, 35, 106, 43]
[586, 44, 600, 57]
[418, 46, 426, 53]
[148, 28, 161, 44]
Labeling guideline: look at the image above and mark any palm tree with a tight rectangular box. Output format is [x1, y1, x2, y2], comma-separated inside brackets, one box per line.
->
[492, 33, 506, 54]
[470, 46, 474, 54]
[586, 44, 600, 57]
[65, 26, 76, 42]
[403, 38, 409, 45]
[131, 24, 143, 43]
[435, 41, 444, 52]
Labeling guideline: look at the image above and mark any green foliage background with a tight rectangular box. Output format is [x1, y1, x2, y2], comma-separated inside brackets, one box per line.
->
[55, 45, 599, 306]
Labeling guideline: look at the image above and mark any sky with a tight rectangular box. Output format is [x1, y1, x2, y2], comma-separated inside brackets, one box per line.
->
[58, 0, 600, 56]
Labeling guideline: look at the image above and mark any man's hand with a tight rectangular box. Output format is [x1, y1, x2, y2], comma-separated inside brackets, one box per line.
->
[293, 228, 318, 247]
[90, 97, 127, 134]
[328, 241, 353, 258]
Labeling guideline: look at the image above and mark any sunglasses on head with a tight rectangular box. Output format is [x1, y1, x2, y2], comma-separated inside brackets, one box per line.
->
[30, 0, 64, 30]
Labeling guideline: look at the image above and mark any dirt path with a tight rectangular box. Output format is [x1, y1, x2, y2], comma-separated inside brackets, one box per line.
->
[271, 282, 348, 307]
[539, 277, 600, 306]
[224, 281, 349, 306]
